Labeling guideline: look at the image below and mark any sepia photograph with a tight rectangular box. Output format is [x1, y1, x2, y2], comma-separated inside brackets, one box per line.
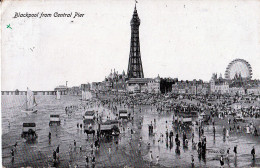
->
[1, 0, 260, 167]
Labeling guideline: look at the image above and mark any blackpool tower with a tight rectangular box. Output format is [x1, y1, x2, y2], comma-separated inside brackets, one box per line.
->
[127, 4, 144, 79]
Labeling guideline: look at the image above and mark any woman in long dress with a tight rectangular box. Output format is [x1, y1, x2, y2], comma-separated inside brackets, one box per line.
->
[226, 129, 229, 138]
[246, 125, 250, 134]
[220, 155, 224, 168]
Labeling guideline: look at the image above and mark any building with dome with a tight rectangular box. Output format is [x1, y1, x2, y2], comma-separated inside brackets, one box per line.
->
[100, 69, 127, 92]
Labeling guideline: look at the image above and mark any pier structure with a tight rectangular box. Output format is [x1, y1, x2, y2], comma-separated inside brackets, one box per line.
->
[1, 90, 62, 96]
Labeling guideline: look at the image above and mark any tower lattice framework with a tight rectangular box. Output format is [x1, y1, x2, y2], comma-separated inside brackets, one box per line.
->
[127, 5, 144, 79]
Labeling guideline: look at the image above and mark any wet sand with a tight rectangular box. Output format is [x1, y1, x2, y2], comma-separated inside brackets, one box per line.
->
[2, 95, 260, 167]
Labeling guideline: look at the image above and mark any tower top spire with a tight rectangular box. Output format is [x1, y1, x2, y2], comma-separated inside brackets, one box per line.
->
[131, 2, 140, 26]
[134, 1, 138, 14]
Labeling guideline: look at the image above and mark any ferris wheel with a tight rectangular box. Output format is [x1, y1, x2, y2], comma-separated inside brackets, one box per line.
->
[225, 59, 252, 80]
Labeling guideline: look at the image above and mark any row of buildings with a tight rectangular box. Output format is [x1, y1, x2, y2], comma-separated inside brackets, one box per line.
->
[172, 80, 209, 95]
[90, 69, 161, 94]
[3, 74, 259, 96]
[85, 71, 260, 96]
[209, 73, 260, 95]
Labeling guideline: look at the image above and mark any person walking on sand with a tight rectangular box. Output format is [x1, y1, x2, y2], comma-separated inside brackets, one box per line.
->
[49, 132, 51, 140]
[226, 129, 229, 138]
[109, 147, 111, 155]
[251, 146, 255, 160]
[11, 149, 14, 160]
[69, 144, 72, 154]
[150, 151, 153, 162]
[233, 145, 237, 155]
[226, 148, 230, 159]
[191, 155, 194, 167]
[53, 150, 57, 162]
[220, 155, 224, 167]
[92, 156, 96, 165]
[85, 156, 89, 167]
[56, 145, 60, 160]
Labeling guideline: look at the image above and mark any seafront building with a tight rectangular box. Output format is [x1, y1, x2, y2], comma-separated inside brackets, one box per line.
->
[208, 72, 260, 96]
[126, 75, 161, 94]
[210, 73, 229, 94]
[172, 80, 209, 95]
[54, 85, 68, 95]
[104, 69, 127, 92]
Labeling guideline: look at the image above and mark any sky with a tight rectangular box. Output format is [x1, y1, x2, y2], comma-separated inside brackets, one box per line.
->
[1, 0, 260, 91]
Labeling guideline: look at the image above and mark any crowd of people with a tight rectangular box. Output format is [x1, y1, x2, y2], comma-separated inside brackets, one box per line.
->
[96, 92, 259, 166]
